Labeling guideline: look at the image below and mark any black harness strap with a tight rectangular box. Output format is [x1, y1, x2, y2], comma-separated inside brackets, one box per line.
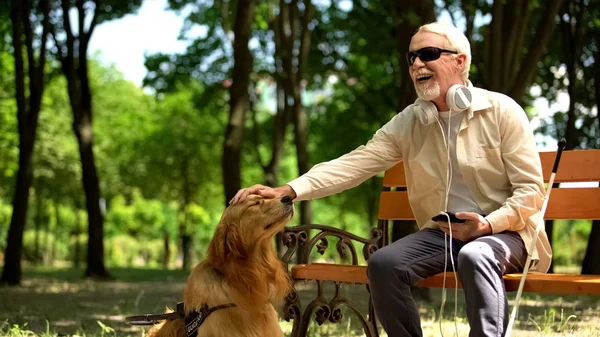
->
[184, 303, 236, 337]
[124, 301, 236, 330]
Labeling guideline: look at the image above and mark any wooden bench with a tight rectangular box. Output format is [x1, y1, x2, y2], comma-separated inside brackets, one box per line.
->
[281, 149, 600, 336]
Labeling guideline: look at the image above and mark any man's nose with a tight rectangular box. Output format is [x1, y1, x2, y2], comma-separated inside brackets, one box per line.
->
[411, 56, 425, 68]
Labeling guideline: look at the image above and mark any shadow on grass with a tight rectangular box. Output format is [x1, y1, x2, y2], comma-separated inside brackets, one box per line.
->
[22, 267, 189, 283]
[1, 267, 600, 337]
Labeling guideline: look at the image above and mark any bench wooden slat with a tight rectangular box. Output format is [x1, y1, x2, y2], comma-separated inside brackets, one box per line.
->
[378, 188, 600, 220]
[539, 150, 600, 183]
[383, 150, 600, 188]
[416, 272, 600, 295]
[291, 264, 600, 295]
[293, 263, 369, 283]
[382, 162, 406, 187]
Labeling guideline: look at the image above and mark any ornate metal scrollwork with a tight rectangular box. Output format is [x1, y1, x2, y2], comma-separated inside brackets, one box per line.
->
[280, 224, 383, 337]
[281, 224, 383, 265]
[283, 288, 301, 323]
[287, 280, 379, 337]
[281, 229, 308, 266]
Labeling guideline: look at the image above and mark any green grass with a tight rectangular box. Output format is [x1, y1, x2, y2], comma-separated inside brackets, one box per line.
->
[1, 267, 599, 336]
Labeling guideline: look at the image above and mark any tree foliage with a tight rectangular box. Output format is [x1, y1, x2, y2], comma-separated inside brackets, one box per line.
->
[1, 0, 599, 276]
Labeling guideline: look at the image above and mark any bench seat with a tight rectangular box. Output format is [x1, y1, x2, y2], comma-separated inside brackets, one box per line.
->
[292, 263, 600, 295]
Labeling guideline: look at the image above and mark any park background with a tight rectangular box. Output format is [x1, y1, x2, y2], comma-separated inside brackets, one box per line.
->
[0, 0, 599, 336]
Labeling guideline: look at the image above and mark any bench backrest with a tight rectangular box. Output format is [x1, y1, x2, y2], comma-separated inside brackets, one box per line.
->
[378, 149, 600, 221]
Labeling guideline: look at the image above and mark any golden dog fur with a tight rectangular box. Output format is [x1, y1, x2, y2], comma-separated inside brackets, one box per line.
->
[146, 195, 293, 337]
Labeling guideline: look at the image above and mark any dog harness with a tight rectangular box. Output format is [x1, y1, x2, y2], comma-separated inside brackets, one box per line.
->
[184, 303, 236, 337]
[124, 301, 236, 337]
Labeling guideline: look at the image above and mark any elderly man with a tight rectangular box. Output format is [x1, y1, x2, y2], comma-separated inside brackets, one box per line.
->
[230, 22, 550, 337]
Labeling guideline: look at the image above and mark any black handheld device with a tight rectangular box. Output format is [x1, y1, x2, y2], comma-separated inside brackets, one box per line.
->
[431, 212, 466, 223]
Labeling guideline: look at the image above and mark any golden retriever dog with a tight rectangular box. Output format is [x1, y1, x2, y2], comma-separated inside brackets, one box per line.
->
[147, 195, 294, 337]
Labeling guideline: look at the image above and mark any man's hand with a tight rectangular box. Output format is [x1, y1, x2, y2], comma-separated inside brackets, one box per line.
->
[229, 184, 297, 205]
[436, 212, 492, 241]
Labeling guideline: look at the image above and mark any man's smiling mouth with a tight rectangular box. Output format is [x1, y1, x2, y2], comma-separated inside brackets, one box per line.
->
[417, 75, 433, 83]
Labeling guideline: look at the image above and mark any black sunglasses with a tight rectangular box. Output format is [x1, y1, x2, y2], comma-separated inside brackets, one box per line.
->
[406, 47, 458, 66]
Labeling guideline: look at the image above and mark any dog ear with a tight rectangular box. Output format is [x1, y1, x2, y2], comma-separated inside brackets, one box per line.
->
[223, 223, 247, 259]
[208, 222, 247, 267]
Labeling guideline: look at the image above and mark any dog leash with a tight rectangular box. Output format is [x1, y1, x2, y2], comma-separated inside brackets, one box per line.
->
[124, 301, 236, 327]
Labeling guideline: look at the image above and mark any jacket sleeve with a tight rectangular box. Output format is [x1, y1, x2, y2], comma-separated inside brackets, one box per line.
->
[485, 98, 545, 233]
[287, 111, 406, 201]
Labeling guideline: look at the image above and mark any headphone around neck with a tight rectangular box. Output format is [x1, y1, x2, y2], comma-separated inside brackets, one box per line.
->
[413, 84, 473, 125]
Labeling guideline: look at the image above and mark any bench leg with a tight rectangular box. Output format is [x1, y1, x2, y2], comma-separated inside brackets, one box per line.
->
[367, 285, 379, 337]
[284, 280, 379, 337]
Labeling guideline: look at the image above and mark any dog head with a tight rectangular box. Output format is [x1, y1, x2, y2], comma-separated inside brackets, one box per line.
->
[206, 195, 294, 306]
[210, 195, 294, 261]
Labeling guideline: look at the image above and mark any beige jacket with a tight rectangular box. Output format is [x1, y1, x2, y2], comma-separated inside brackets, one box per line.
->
[287, 85, 552, 273]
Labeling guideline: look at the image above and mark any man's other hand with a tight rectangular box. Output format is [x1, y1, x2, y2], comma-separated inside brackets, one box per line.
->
[436, 212, 492, 241]
[229, 184, 297, 205]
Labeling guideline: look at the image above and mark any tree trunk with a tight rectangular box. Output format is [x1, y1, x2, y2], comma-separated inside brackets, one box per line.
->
[43, 209, 50, 265]
[544, 218, 555, 273]
[261, 14, 291, 188]
[561, 0, 583, 149]
[395, 0, 435, 110]
[1, 133, 35, 284]
[181, 235, 192, 271]
[477, 0, 563, 101]
[163, 232, 170, 269]
[78, 114, 107, 278]
[292, 0, 314, 231]
[180, 157, 193, 271]
[67, 63, 108, 279]
[53, 0, 108, 279]
[275, 0, 314, 261]
[0, 0, 50, 286]
[581, 31, 600, 274]
[582, 219, 600, 275]
[73, 195, 83, 268]
[51, 201, 59, 266]
[34, 191, 42, 264]
[547, 0, 583, 273]
[261, 81, 291, 255]
[222, 0, 256, 205]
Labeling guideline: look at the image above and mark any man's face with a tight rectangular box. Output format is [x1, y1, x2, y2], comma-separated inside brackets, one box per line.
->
[408, 32, 465, 105]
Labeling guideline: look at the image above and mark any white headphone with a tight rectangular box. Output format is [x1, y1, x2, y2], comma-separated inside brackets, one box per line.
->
[413, 84, 473, 125]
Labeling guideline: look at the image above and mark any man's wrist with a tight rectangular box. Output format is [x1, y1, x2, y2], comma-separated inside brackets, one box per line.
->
[277, 184, 297, 199]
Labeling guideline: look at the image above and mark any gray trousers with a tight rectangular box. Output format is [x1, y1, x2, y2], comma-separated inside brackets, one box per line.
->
[367, 228, 527, 337]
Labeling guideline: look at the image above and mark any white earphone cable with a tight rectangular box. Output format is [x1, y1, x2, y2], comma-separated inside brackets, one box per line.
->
[435, 111, 459, 337]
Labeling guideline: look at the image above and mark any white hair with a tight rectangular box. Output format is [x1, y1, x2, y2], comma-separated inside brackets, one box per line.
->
[417, 22, 471, 81]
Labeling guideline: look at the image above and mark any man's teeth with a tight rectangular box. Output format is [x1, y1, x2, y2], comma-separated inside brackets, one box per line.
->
[417, 75, 432, 81]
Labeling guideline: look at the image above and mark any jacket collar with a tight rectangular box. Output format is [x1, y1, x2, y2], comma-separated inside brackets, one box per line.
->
[465, 80, 492, 119]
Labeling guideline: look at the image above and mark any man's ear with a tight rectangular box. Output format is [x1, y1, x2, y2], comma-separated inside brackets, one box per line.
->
[456, 53, 467, 73]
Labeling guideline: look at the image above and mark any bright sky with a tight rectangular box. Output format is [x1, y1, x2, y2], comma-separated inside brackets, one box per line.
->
[89, 0, 565, 151]
[89, 0, 188, 87]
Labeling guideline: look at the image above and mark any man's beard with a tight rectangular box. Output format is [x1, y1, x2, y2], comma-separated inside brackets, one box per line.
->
[415, 79, 441, 101]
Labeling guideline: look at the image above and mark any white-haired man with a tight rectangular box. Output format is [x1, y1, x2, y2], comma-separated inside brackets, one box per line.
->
[230, 22, 550, 337]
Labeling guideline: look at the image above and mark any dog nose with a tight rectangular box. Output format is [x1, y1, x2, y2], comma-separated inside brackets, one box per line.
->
[281, 196, 293, 205]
